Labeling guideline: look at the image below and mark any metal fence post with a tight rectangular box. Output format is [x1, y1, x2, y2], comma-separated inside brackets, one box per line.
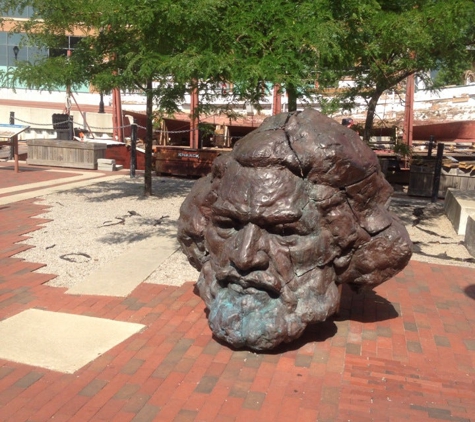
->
[9, 112, 15, 160]
[130, 123, 137, 178]
[68, 115, 74, 140]
[431, 143, 445, 203]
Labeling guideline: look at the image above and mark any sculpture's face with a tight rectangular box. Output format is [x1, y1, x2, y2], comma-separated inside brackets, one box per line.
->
[198, 164, 339, 350]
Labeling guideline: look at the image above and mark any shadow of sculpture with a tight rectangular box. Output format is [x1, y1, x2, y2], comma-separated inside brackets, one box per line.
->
[464, 284, 475, 300]
[211, 320, 339, 355]
[335, 284, 399, 323]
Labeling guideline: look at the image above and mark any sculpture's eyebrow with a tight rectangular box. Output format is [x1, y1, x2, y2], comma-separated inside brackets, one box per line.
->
[258, 212, 302, 225]
[211, 202, 302, 226]
[211, 202, 247, 219]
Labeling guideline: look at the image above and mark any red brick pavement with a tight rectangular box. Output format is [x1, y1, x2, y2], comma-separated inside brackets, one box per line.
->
[0, 162, 113, 195]
[0, 166, 79, 190]
[0, 162, 474, 421]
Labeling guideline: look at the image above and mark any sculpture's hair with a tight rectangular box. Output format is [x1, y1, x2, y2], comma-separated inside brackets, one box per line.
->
[212, 109, 394, 235]
[227, 109, 379, 187]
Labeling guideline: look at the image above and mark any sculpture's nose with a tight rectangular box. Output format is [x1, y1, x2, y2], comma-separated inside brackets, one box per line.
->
[231, 223, 268, 272]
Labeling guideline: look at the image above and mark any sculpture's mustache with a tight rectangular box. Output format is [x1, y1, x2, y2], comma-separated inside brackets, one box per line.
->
[215, 268, 281, 299]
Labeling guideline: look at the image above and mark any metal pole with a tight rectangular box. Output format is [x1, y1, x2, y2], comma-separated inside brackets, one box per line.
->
[9, 112, 15, 160]
[68, 115, 74, 140]
[130, 123, 137, 178]
[427, 135, 435, 157]
[431, 143, 444, 203]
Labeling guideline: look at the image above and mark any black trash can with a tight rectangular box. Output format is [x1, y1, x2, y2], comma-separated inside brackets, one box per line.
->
[52, 113, 73, 140]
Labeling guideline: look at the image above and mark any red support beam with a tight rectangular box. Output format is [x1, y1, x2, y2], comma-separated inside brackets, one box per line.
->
[112, 88, 124, 142]
[273, 84, 282, 115]
[403, 74, 414, 148]
[190, 85, 199, 149]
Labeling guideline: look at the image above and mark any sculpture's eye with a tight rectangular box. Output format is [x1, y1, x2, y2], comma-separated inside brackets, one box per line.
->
[280, 226, 297, 236]
[268, 224, 299, 237]
[213, 216, 241, 236]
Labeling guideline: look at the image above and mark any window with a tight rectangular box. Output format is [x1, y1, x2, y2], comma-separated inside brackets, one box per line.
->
[3, 6, 34, 18]
[49, 36, 82, 57]
[0, 31, 48, 66]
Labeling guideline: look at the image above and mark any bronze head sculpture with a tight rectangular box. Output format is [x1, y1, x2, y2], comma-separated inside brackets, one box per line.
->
[178, 109, 412, 351]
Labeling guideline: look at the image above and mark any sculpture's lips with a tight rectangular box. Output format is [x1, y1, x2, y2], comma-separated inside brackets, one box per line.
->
[218, 275, 281, 299]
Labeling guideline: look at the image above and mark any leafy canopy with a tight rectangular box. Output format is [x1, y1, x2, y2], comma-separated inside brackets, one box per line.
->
[2, 0, 474, 140]
[322, 0, 475, 139]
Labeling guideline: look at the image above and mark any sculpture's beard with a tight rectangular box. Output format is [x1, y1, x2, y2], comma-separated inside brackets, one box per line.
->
[197, 261, 340, 351]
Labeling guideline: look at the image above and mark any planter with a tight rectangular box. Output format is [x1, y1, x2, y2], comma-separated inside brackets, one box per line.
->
[27, 139, 106, 170]
[105, 144, 147, 170]
[154, 146, 230, 177]
[409, 160, 475, 198]
[441, 168, 475, 193]
[408, 163, 435, 197]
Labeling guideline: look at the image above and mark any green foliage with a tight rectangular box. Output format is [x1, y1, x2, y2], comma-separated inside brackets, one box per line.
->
[219, 0, 344, 109]
[1, 0, 230, 105]
[393, 141, 412, 158]
[323, 0, 475, 141]
[2, 0, 474, 147]
[317, 96, 341, 116]
[1, 0, 233, 195]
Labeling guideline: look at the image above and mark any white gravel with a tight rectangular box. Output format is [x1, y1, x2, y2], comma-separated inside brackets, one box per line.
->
[389, 192, 475, 268]
[14, 177, 475, 291]
[15, 175, 200, 288]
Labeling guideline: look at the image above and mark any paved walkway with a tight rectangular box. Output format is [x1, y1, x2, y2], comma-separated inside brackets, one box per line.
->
[0, 160, 474, 421]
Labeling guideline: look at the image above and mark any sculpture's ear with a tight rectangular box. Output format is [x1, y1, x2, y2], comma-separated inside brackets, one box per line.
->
[345, 171, 394, 235]
[177, 174, 214, 271]
[335, 216, 412, 288]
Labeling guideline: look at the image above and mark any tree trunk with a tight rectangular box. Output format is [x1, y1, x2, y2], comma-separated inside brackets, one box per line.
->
[144, 78, 153, 196]
[363, 89, 383, 143]
[287, 84, 298, 112]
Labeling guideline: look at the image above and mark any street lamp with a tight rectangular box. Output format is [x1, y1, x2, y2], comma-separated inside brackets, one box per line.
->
[98, 92, 105, 113]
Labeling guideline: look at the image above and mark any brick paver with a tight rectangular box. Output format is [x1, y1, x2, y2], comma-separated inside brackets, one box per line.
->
[0, 162, 474, 421]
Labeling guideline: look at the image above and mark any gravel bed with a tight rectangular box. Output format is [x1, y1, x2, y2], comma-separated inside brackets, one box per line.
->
[389, 193, 475, 268]
[15, 176, 199, 288]
[14, 177, 475, 291]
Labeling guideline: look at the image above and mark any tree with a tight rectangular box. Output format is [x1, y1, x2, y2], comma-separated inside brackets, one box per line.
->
[323, 0, 475, 142]
[218, 0, 344, 112]
[0, 0, 227, 195]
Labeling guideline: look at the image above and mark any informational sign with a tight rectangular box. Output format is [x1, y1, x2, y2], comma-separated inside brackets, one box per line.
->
[0, 123, 30, 140]
[0, 123, 30, 173]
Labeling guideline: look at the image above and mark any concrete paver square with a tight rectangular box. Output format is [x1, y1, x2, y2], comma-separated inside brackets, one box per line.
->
[0, 309, 145, 373]
[67, 237, 179, 297]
